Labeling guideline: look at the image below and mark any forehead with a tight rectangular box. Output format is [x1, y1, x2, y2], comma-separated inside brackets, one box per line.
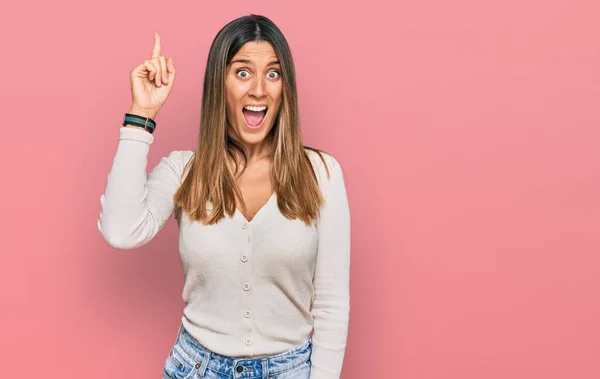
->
[230, 41, 278, 63]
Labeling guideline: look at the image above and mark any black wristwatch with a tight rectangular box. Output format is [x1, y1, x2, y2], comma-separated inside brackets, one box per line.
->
[122, 113, 156, 134]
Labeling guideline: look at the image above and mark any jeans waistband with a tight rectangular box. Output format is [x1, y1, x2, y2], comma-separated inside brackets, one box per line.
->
[172, 323, 312, 378]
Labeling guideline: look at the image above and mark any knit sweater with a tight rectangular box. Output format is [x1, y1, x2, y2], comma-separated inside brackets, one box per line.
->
[97, 127, 351, 379]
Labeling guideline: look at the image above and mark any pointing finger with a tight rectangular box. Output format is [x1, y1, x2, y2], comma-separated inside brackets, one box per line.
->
[151, 32, 161, 59]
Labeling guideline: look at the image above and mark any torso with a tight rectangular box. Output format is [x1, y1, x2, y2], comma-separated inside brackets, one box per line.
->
[233, 158, 274, 222]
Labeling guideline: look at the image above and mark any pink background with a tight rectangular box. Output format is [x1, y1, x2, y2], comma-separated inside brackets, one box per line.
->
[2, 0, 599, 377]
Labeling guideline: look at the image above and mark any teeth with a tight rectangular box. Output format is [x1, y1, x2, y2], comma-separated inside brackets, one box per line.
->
[244, 105, 267, 112]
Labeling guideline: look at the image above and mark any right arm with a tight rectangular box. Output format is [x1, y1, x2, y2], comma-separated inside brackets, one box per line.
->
[99, 31, 181, 249]
[97, 126, 186, 249]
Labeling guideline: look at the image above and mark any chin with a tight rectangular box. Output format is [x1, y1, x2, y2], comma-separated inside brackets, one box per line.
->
[239, 125, 272, 144]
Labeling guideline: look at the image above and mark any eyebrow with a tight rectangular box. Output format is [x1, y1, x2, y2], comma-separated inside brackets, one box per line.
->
[230, 59, 280, 67]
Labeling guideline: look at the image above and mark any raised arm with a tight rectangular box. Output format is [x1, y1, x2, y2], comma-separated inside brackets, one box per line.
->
[310, 153, 352, 379]
[97, 126, 189, 249]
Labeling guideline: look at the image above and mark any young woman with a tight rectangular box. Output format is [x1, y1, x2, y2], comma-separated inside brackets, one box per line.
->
[98, 14, 351, 379]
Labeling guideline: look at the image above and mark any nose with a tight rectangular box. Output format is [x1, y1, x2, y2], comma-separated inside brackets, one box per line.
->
[248, 76, 266, 98]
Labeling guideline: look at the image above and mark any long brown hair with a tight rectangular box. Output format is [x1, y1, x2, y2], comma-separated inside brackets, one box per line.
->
[174, 14, 331, 225]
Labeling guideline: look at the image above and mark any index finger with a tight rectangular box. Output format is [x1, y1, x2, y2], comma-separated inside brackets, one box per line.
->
[151, 32, 161, 58]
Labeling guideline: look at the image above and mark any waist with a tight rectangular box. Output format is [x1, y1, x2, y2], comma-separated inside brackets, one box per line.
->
[172, 323, 312, 378]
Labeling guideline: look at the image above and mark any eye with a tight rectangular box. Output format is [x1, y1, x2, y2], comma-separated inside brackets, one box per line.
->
[236, 69, 250, 79]
[267, 70, 280, 80]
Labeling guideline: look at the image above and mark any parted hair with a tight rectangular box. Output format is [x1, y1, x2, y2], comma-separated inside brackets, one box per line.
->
[173, 14, 331, 225]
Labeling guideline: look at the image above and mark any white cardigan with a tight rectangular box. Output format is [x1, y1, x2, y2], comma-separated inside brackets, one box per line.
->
[98, 126, 351, 379]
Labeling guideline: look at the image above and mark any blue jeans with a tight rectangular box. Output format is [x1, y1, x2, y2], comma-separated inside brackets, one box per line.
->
[163, 323, 312, 379]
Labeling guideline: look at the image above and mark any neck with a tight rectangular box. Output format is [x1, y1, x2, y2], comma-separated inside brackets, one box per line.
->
[227, 145, 272, 178]
[241, 145, 271, 162]
[228, 132, 273, 163]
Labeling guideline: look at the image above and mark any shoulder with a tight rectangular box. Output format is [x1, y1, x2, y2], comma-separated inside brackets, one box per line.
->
[160, 149, 195, 167]
[155, 150, 195, 181]
[304, 148, 345, 186]
[176, 150, 195, 177]
[179, 150, 195, 165]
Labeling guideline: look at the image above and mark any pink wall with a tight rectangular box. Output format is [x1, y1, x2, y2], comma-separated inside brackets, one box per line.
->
[2, 0, 599, 377]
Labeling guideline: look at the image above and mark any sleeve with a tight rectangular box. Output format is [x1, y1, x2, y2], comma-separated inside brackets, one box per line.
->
[97, 126, 186, 249]
[310, 153, 352, 379]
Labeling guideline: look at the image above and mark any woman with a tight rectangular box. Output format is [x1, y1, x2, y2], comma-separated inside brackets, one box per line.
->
[98, 14, 351, 379]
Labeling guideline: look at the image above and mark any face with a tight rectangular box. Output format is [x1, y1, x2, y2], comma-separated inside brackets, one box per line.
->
[225, 41, 283, 147]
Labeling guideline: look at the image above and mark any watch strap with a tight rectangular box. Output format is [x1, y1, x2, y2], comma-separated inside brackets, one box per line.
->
[122, 113, 156, 134]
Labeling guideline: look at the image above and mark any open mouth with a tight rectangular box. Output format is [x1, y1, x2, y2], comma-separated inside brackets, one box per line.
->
[242, 105, 268, 129]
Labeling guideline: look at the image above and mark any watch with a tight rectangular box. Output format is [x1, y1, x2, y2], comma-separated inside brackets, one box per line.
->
[122, 113, 156, 134]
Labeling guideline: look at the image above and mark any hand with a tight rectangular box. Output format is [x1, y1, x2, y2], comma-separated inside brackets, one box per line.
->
[128, 32, 176, 119]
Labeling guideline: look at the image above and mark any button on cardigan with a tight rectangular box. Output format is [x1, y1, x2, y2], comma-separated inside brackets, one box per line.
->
[97, 127, 351, 379]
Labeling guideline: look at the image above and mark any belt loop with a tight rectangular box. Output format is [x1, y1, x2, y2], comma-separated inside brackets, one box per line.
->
[196, 350, 211, 378]
[262, 357, 269, 379]
[175, 320, 183, 342]
[168, 321, 184, 358]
